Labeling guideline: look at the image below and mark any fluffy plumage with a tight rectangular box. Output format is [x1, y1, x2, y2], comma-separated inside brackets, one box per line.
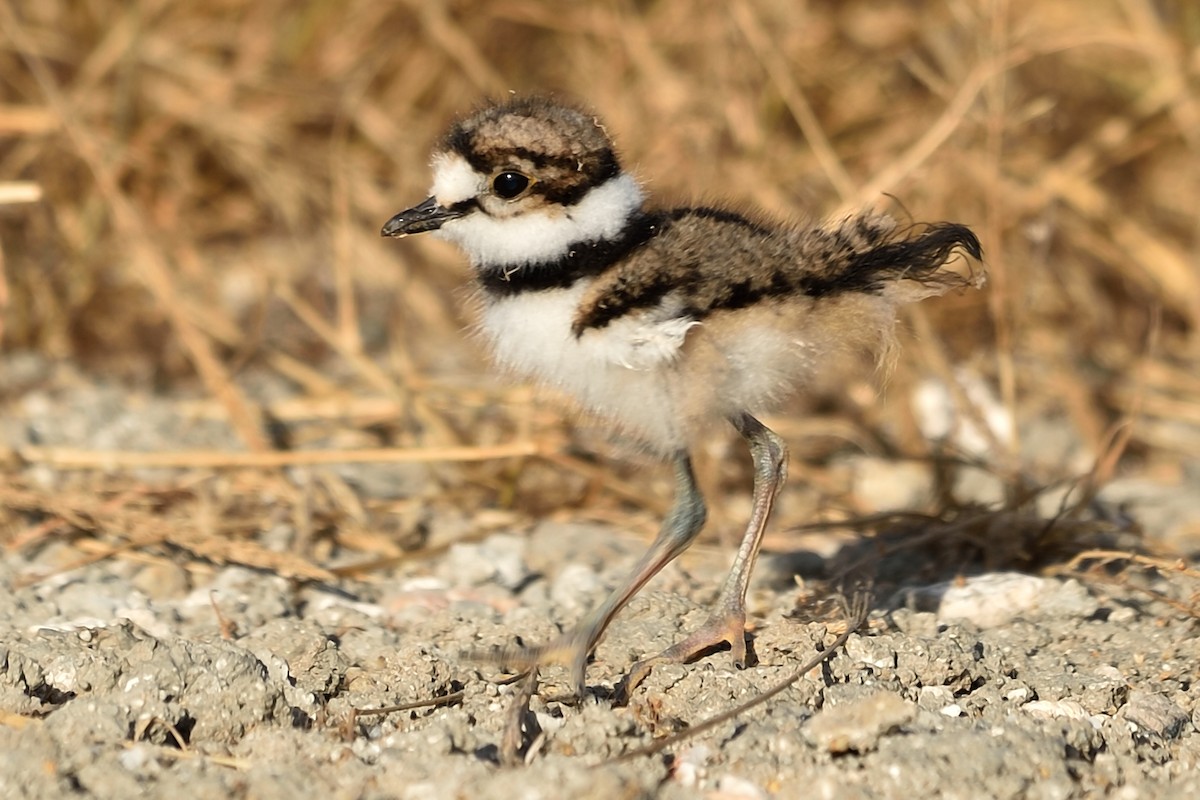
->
[390, 97, 980, 454]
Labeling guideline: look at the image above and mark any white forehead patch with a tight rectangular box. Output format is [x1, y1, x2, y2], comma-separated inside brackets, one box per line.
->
[429, 152, 483, 206]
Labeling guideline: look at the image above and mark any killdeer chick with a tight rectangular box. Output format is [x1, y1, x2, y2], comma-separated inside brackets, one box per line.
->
[382, 96, 981, 701]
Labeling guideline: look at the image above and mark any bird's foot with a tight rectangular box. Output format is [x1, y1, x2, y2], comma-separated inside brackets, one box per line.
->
[467, 625, 596, 701]
[468, 628, 597, 764]
[497, 668, 541, 765]
[616, 605, 749, 705]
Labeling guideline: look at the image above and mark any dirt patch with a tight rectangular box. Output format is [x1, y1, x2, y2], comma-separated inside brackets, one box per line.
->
[3, 416, 1199, 798]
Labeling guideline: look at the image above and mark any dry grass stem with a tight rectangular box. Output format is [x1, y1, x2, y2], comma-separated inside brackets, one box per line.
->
[0, 0, 1196, 631]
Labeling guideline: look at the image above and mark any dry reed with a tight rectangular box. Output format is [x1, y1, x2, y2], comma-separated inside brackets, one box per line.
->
[1, 0, 1197, 583]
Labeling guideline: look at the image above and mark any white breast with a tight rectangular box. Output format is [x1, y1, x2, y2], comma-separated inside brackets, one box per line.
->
[478, 282, 698, 451]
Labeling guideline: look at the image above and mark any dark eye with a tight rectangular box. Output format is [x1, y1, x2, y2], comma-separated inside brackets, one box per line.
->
[492, 171, 531, 199]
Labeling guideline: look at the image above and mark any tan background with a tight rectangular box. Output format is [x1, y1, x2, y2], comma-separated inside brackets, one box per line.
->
[2, 0, 1197, 534]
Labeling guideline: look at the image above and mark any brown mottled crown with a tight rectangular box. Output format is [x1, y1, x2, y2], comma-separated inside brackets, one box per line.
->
[440, 97, 622, 205]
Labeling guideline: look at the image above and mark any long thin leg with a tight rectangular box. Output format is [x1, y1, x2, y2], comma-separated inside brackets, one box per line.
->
[618, 412, 787, 701]
[488, 453, 707, 697]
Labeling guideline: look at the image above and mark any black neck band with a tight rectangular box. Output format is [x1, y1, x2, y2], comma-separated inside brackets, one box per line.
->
[477, 211, 666, 296]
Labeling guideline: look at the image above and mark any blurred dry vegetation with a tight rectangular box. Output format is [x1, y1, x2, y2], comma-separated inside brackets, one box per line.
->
[1, 0, 1199, 584]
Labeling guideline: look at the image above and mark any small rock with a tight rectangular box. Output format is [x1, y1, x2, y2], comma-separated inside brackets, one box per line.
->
[670, 744, 713, 787]
[131, 562, 190, 600]
[242, 619, 346, 698]
[913, 372, 1014, 459]
[1024, 699, 1090, 721]
[1099, 477, 1200, 545]
[903, 573, 1089, 628]
[550, 563, 603, 611]
[849, 457, 933, 513]
[437, 534, 529, 590]
[951, 464, 1007, 507]
[1121, 690, 1189, 739]
[1107, 607, 1137, 624]
[844, 635, 897, 670]
[714, 774, 765, 799]
[1078, 674, 1128, 716]
[916, 685, 955, 711]
[804, 690, 916, 754]
[1005, 686, 1031, 703]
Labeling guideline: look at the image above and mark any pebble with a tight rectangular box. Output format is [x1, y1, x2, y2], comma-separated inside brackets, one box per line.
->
[916, 685, 955, 711]
[804, 690, 916, 754]
[1005, 687, 1031, 703]
[714, 774, 767, 799]
[436, 533, 530, 590]
[1122, 690, 1190, 739]
[844, 635, 897, 670]
[912, 372, 1014, 459]
[849, 457, 933, 513]
[903, 573, 1094, 628]
[549, 562, 603, 611]
[131, 562, 190, 599]
[670, 744, 713, 787]
[1024, 699, 1091, 722]
[1100, 477, 1200, 547]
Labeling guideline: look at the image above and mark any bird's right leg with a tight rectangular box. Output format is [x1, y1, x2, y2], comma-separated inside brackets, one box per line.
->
[486, 453, 707, 698]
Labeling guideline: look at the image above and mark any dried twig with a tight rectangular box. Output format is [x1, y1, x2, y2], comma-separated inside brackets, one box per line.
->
[606, 591, 872, 764]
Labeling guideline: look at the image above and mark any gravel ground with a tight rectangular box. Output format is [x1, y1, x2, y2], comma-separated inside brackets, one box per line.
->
[3, 366, 1199, 799]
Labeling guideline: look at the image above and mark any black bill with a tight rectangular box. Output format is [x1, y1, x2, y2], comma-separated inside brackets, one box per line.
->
[381, 196, 464, 237]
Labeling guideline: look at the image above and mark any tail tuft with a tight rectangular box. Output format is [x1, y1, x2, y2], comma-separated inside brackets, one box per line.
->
[798, 215, 983, 299]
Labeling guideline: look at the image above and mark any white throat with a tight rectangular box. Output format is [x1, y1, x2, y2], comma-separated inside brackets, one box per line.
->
[431, 167, 645, 268]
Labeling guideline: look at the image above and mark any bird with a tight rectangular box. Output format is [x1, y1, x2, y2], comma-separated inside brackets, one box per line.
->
[382, 95, 981, 702]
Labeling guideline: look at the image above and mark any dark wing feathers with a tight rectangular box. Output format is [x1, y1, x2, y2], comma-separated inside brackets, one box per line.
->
[571, 209, 982, 334]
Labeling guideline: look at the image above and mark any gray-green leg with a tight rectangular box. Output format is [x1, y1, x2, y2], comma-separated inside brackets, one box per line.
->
[488, 454, 707, 697]
[618, 412, 787, 702]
